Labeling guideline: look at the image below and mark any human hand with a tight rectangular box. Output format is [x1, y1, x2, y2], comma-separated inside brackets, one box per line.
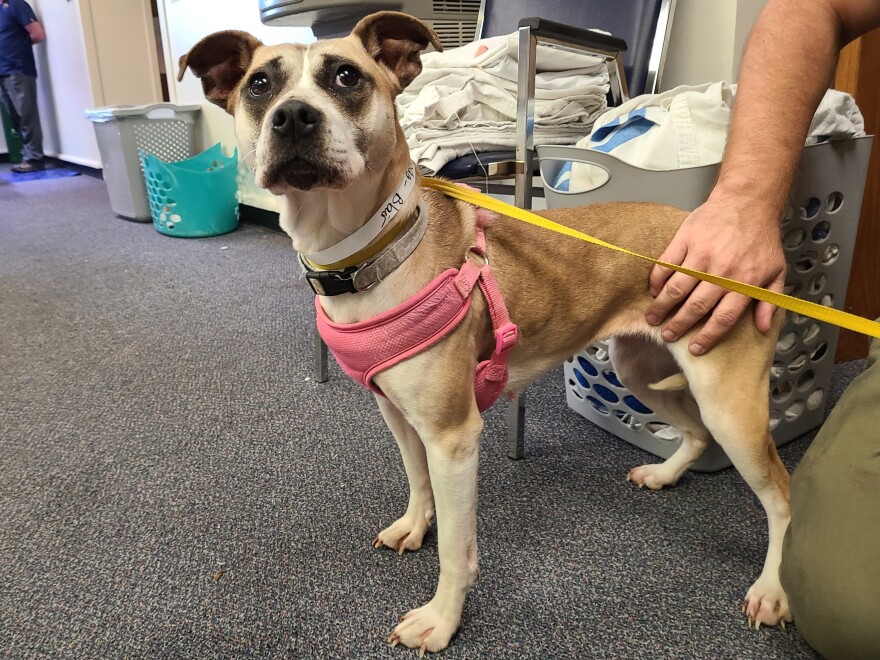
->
[645, 194, 786, 355]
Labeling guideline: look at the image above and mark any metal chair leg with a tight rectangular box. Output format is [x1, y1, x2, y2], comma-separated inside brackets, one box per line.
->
[506, 391, 526, 459]
[314, 329, 329, 383]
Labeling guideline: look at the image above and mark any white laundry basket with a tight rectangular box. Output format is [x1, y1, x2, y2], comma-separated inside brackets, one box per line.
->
[85, 103, 201, 221]
[537, 136, 874, 471]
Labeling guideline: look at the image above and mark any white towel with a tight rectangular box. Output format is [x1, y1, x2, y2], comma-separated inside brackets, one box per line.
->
[557, 83, 867, 193]
[398, 33, 610, 174]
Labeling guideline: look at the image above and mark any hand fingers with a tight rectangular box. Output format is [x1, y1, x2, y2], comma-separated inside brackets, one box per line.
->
[754, 271, 786, 332]
[755, 301, 778, 334]
[657, 279, 727, 343]
[688, 291, 753, 355]
[649, 239, 689, 297]
[646, 270, 702, 327]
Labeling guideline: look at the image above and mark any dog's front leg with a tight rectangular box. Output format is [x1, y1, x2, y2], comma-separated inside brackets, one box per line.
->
[374, 397, 435, 554]
[388, 405, 482, 656]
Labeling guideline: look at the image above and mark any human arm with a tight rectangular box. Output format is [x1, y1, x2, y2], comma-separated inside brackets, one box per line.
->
[646, 0, 880, 356]
[25, 20, 45, 44]
[13, 1, 45, 44]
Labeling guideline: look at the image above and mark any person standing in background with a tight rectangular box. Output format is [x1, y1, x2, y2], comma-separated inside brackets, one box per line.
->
[0, 0, 46, 173]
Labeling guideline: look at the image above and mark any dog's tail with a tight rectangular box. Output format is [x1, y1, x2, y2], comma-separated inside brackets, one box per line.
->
[648, 372, 688, 391]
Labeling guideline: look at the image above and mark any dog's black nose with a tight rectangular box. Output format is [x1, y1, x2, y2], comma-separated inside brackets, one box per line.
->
[271, 100, 321, 139]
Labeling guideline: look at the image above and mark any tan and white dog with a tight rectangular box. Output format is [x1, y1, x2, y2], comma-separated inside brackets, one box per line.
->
[180, 12, 792, 654]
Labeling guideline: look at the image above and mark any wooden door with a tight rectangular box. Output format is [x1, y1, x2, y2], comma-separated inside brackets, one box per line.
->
[834, 28, 880, 361]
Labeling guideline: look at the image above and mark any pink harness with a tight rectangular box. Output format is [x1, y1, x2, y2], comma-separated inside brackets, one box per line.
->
[315, 220, 518, 412]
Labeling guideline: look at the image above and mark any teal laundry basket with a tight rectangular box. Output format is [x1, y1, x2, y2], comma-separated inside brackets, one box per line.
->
[141, 143, 239, 237]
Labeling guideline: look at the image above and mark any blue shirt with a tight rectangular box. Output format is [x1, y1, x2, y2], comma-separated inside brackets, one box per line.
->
[0, 0, 38, 77]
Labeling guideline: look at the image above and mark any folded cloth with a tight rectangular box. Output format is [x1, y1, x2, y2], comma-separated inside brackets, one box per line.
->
[556, 83, 866, 192]
[398, 33, 610, 174]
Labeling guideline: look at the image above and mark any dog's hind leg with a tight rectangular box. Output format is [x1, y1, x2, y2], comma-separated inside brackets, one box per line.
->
[610, 336, 712, 490]
[373, 396, 435, 555]
[667, 316, 792, 628]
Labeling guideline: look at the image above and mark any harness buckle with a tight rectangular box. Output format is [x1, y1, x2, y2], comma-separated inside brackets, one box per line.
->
[494, 322, 518, 357]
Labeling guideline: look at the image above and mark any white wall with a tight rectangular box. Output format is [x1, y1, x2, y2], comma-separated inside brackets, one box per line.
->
[157, 0, 313, 210]
[31, 0, 102, 167]
[661, 0, 768, 90]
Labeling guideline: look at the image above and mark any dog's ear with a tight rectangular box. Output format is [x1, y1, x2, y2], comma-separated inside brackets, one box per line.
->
[177, 30, 264, 113]
[352, 11, 442, 91]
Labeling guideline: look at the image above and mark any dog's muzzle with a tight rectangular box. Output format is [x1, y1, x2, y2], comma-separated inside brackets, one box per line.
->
[263, 100, 344, 190]
[271, 100, 323, 141]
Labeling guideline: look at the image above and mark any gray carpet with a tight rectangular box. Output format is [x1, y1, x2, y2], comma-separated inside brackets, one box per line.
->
[0, 167, 862, 658]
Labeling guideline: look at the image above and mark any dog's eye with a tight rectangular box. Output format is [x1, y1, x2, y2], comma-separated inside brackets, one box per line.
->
[335, 65, 361, 88]
[248, 73, 271, 97]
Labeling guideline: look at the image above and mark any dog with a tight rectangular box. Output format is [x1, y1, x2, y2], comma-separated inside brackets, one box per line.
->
[179, 12, 792, 654]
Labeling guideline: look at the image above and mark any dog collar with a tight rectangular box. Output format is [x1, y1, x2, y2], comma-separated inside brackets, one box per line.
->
[301, 204, 429, 296]
[303, 163, 417, 271]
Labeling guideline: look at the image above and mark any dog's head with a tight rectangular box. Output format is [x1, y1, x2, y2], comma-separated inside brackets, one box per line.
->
[178, 12, 441, 194]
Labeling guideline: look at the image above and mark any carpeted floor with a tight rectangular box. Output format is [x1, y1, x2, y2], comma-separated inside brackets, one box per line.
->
[1, 166, 861, 658]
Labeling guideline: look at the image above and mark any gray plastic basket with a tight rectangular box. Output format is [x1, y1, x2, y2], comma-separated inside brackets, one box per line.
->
[85, 103, 201, 221]
[537, 136, 874, 471]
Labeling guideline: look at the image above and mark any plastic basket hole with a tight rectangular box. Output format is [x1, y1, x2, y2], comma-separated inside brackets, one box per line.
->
[769, 408, 781, 431]
[646, 422, 682, 443]
[166, 198, 177, 206]
[822, 244, 840, 266]
[781, 206, 795, 225]
[576, 356, 598, 377]
[592, 383, 620, 404]
[794, 252, 817, 273]
[776, 331, 798, 354]
[788, 352, 808, 373]
[602, 369, 624, 388]
[585, 396, 610, 415]
[783, 281, 802, 296]
[811, 341, 828, 362]
[170, 214, 182, 224]
[573, 368, 590, 389]
[811, 221, 831, 243]
[623, 394, 653, 415]
[783, 228, 807, 250]
[162, 205, 171, 214]
[162, 180, 173, 191]
[568, 379, 584, 400]
[586, 344, 610, 363]
[772, 380, 793, 402]
[807, 389, 825, 411]
[770, 361, 784, 380]
[799, 197, 821, 220]
[802, 322, 821, 344]
[820, 293, 834, 307]
[808, 273, 827, 295]
[796, 370, 816, 392]
[614, 409, 642, 431]
[785, 400, 805, 422]
[825, 191, 843, 214]
[791, 313, 809, 325]
[166, 222, 175, 230]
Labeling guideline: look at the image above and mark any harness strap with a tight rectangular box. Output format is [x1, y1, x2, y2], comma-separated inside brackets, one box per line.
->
[464, 223, 519, 410]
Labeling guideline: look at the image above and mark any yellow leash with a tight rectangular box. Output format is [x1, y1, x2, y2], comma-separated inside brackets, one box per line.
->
[422, 176, 880, 340]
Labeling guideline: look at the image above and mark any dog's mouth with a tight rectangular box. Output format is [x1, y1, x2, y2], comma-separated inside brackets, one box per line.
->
[262, 155, 346, 193]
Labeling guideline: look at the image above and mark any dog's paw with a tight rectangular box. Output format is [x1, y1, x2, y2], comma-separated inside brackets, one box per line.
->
[627, 464, 678, 491]
[388, 599, 458, 656]
[373, 513, 431, 555]
[742, 578, 792, 629]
